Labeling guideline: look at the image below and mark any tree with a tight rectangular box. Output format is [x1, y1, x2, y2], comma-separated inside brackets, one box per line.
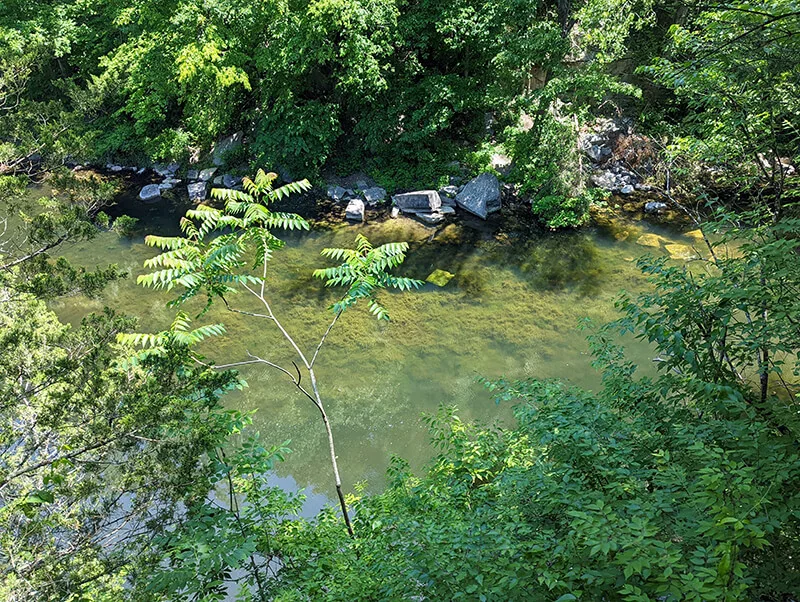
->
[645, 0, 800, 218]
[0, 174, 247, 600]
[125, 169, 423, 537]
[247, 217, 800, 600]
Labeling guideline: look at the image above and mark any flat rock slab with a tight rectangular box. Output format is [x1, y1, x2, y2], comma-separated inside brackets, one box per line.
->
[327, 185, 347, 201]
[199, 167, 217, 181]
[223, 174, 243, 188]
[635, 233, 666, 248]
[188, 182, 207, 202]
[426, 269, 455, 287]
[684, 229, 705, 243]
[139, 184, 161, 202]
[665, 243, 698, 261]
[363, 187, 386, 203]
[416, 212, 445, 226]
[153, 162, 180, 177]
[455, 173, 501, 219]
[392, 190, 441, 214]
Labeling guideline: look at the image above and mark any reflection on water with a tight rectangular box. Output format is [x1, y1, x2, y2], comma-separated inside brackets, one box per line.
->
[46, 189, 694, 504]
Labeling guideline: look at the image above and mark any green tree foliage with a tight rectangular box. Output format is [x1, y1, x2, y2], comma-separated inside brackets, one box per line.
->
[646, 0, 800, 214]
[145, 212, 800, 601]
[0, 175, 248, 600]
[0, 0, 654, 183]
[124, 170, 422, 538]
[0, 171, 128, 298]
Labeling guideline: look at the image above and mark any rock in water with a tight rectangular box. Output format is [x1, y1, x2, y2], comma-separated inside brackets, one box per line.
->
[665, 244, 698, 261]
[199, 167, 217, 182]
[188, 182, 207, 202]
[139, 184, 161, 202]
[223, 174, 243, 188]
[392, 190, 441, 214]
[644, 201, 668, 214]
[426, 269, 455, 287]
[635, 233, 666, 248]
[455, 173, 501, 219]
[345, 198, 365, 221]
[363, 187, 386, 204]
[684, 229, 705, 243]
[417, 212, 445, 226]
[212, 131, 244, 166]
[153, 162, 180, 177]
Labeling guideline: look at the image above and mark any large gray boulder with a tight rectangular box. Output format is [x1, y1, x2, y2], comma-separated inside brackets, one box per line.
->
[455, 173, 501, 219]
[222, 174, 243, 188]
[188, 182, 207, 202]
[345, 198, 365, 221]
[327, 185, 347, 201]
[199, 167, 217, 182]
[212, 131, 244, 166]
[153, 162, 180, 177]
[139, 184, 161, 202]
[362, 187, 386, 204]
[392, 190, 441, 214]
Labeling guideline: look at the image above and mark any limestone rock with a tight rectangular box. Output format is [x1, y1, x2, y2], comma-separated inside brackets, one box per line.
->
[417, 212, 445, 226]
[684, 229, 705, 243]
[199, 167, 217, 182]
[455, 173, 501, 219]
[636, 233, 666, 248]
[212, 131, 244, 166]
[139, 184, 161, 202]
[644, 201, 668, 214]
[363, 187, 386, 204]
[187, 169, 199, 181]
[327, 185, 347, 201]
[392, 190, 442, 214]
[345, 198, 365, 221]
[665, 244, 698, 261]
[223, 174, 243, 188]
[188, 182, 207, 202]
[153, 162, 180, 177]
[426, 269, 455, 287]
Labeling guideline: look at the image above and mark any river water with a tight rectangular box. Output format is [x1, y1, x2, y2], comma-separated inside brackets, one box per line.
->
[45, 184, 696, 506]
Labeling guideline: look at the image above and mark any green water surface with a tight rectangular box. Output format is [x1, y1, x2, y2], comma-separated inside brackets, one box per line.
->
[45, 190, 696, 502]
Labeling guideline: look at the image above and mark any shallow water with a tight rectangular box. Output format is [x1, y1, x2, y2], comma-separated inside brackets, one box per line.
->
[45, 187, 698, 502]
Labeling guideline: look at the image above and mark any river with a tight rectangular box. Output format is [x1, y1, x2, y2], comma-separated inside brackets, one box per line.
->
[44, 181, 694, 508]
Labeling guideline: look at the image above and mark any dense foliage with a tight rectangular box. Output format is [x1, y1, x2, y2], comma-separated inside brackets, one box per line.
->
[132, 210, 800, 601]
[2, 0, 800, 599]
[0, 0, 660, 227]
